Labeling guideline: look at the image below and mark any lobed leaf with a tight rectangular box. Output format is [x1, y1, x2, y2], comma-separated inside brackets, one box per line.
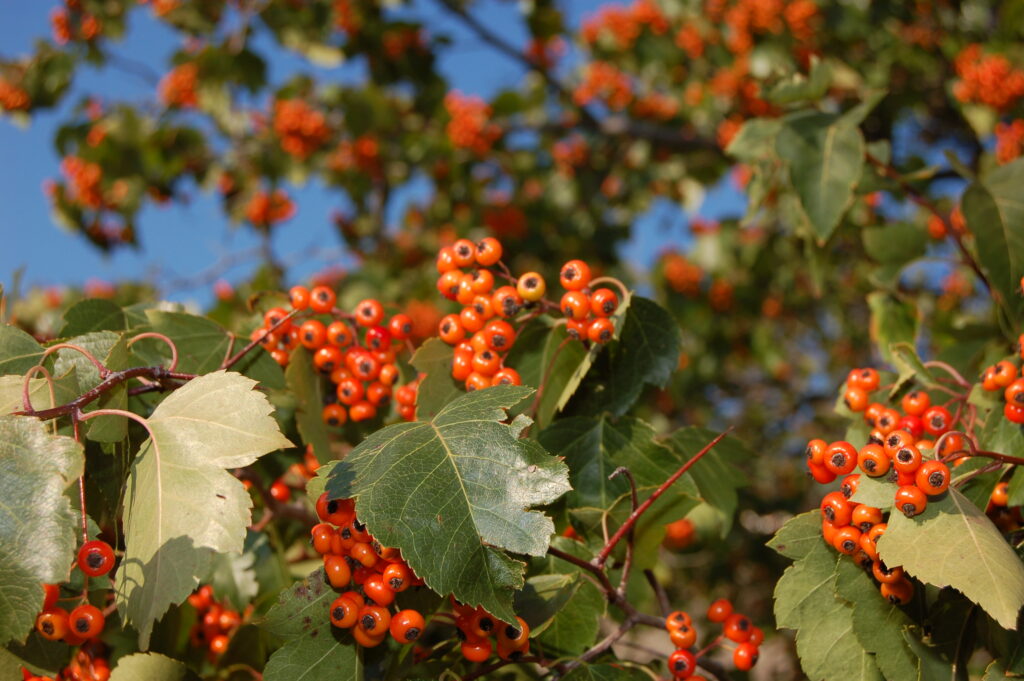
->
[116, 371, 292, 647]
[878, 487, 1024, 629]
[326, 385, 569, 622]
[0, 416, 83, 645]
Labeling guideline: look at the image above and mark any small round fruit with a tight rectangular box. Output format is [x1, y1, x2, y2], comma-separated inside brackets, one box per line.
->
[590, 288, 618, 317]
[667, 648, 697, 678]
[390, 609, 425, 644]
[309, 286, 337, 314]
[517, 272, 546, 302]
[35, 608, 69, 641]
[329, 596, 359, 628]
[475, 237, 503, 266]
[733, 642, 759, 671]
[916, 460, 950, 495]
[559, 260, 592, 291]
[78, 540, 115, 577]
[69, 604, 105, 638]
[723, 613, 753, 643]
[706, 598, 732, 623]
[894, 485, 927, 517]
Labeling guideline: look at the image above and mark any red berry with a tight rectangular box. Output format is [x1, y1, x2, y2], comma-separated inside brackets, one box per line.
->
[77, 540, 115, 577]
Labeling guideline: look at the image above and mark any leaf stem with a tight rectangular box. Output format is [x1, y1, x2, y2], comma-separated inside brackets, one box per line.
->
[41, 342, 110, 379]
[610, 466, 639, 595]
[922, 361, 972, 389]
[222, 308, 302, 370]
[127, 332, 179, 372]
[594, 429, 732, 567]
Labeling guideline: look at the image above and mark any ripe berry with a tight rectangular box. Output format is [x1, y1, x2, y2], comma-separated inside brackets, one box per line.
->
[390, 609, 425, 644]
[896, 415, 923, 440]
[491, 286, 523, 318]
[993, 360, 1018, 388]
[820, 491, 853, 526]
[706, 598, 732, 623]
[436, 246, 457, 273]
[667, 648, 697, 678]
[439, 315, 465, 344]
[352, 623, 387, 648]
[901, 390, 930, 416]
[491, 368, 521, 386]
[872, 561, 904, 584]
[310, 523, 334, 555]
[590, 288, 619, 317]
[875, 407, 901, 434]
[857, 444, 890, 477]
[438, 270, 462, 300]
[497, 616, 529, 648]
[288, 285, 310, 310]
[844, 386, 868, 412]
[461, 639, 493, 662]
[559, 260, 592, 291]
[915, 460, 950, 495]
[355, 299, 384, 327]
[471, 350, 501, 376]
[358, 605, 391, 637]
[831, 525, 862, 555]
[389, 313, 413, 340]
[921, 405, 953, 436]
[69, 604, 104, 639]
[452, 239, 476, 268]
[723, 613, 753, 643]
[1006, 402, 1024, 424]
[840, 474, 860, 499]
[805, 439, 827, 467]
[209, 633, 230, 655]
[363, 574, 396, 607]
[298, 319, 327, 350]
[42, 584, 59, 611]
[883, 430, 914, 457]
[669, 623, 697, 648]
[894, 485, 927, 517]
[848, 367, 880, 392]
[588, 317, 615, 344]
[263, 307, 292, 333]
[326, 321, 353, 348]
[77, 540, 115, 577]
[665, 610, 691, 630]
[475, 237, 503, 266]
[850, 505, 883, 533]
[560, 291, 590, 320]
[517, 272, 546, 301]
[566, 318, 588, 341]
[893, 445, 923, 474]
[383, 562, 412, 592]
[35, 607, 69, 641]
[484, 320, 515, 351]
[309, 286, 336, 314]
[469, 269, 494, 295]
[824, 441, 858, 475]
[733, 641, 759, 671]
[880, 577, 914, 605]
[313, 345, 343, 373]
[323, 552, 352, 587]
[465, 372, 490, 392]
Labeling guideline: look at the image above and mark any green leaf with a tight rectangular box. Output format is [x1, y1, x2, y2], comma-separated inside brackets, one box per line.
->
[768, 511, 824, 561]
[202, 531, 260, 612]
[878, 487, 1024, 629]
[562, 664, 649, 681]
[867, 292, 918, 365]
[284, 347, 331, 465]
[774, 543, 883, 681]
[538, 416, 699, 512]
[0, 371, 80, 416]
[776, 110, 865, 243]
[961, 157, 1024, 323]
[725, 118, 782, 162]
[58, 299, 126, 337]
[409, 338, 461, 421]
[0, 416, 83, 645]
[570, 297, 682, 418]
[0, 635, 70, 677]
[326, 386, 569, 622]
[767, 56, 832, 104]
[849, 476, 894, 511]
[524, 575, 604, 655]
[862, 223, 926, 266]
[0, 326, 44, 376]
[116, 371, 292, 647]
[888, 342, 941, 398]
[109, 652, 199, 681]
[262, 568, 362, 681]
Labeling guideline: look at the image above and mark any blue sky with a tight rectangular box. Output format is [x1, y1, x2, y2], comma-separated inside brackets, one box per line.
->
[2, 1, 737, 306]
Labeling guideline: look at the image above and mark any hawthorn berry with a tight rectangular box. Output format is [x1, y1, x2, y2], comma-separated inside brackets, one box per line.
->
[35, 607, 69, 641]
[69, 604, 104, 639]
[390, 609, 425, 644]
[288, 285, 310, 310]
[733, 642, 759, 671]
[823, 441, 857, 475]
[517, 272, 546, 301]
[588, 317, 615, 343]
[916, 460, 950, 495]
[894, 485, 927, 517]
[452, 239, 476, 267]
[309, 286, 336, 314]
[590, 288, 618, 316]
[461, 639, 493, 662]
[901, 389, 930, 416]
[560, 260, 592, 291]
[857, 444, 890, 477]
[921, 405, 953, 436]
[475, 237, 502, 266]
[667, 648, 697, 678]
[723, 613, 753, 643]
[77, 540, 115, 577]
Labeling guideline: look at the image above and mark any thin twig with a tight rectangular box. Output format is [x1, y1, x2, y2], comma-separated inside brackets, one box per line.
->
[644, 569, 671, 617]
[610, 467, 639, 595]
[595, 429, 732, 567]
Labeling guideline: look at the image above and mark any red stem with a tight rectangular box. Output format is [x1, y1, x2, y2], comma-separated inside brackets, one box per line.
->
[594, 429, 732, 567]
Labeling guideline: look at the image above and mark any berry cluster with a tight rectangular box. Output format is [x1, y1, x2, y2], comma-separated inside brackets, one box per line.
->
[34, 540, 115, 646]
[435, 238, 620, 392]
[573, 61, 633, 111]
[21, 640, 110, 681]
[661, 599, 761, 679]
[244, 188, 296, 229]
[0, 77, 30, 112]
[253, 286, 419, 423]
[186, 585, 247, 660]
[980, 357, 1024, 424]
[449, 600, 531, 663]
[952, 44, 1024, 111]
[158, 63, 199, 109]
[444, 92, 501, 155]
[273, 99, 330, 159]
[60, 156, 104, 211]
[579, 1, 668, 49]
[995, 119, 1024, 165]
[311, 493, 427, 647]
[51, 1, 102, 46]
